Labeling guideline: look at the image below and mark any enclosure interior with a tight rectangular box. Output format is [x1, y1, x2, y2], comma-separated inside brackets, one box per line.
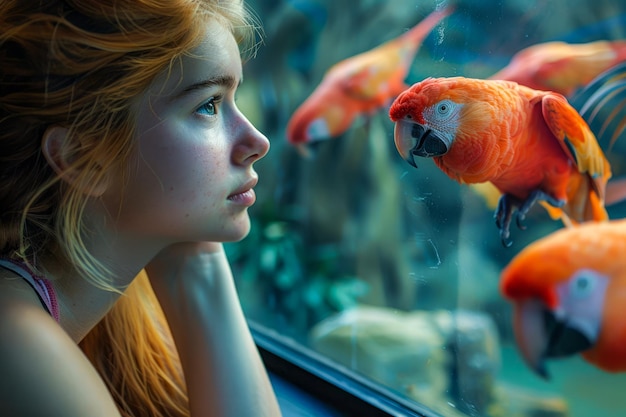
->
[227, 1, 626, 416]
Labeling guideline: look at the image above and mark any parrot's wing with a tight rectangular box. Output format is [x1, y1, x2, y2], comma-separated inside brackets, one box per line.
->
[541, 92, 611, 201]
[336, 54, 404, 102]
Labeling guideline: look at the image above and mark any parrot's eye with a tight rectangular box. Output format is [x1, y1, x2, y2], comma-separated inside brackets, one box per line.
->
[436, 100, 453, 115]
[568, 270, 599, 299]
[423, 99, 462, 128]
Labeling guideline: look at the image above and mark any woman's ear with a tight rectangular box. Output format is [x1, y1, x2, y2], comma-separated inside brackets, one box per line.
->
[41, 125, 109, 197]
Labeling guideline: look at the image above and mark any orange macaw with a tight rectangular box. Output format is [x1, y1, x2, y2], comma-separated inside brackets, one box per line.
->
[500, 219, 626, 377]
[286, 7, 453, 156]
[389, 77, 611, 246]
[490, 40, 626, 97]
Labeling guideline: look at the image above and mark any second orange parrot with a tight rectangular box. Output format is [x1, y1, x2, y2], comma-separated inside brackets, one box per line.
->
[389, 77, 612, 246]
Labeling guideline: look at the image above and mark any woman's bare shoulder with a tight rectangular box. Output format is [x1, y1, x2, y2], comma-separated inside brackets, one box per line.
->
[0, 277, 122, 417]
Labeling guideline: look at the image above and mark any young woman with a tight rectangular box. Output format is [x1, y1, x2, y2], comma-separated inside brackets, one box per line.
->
[0, 0, 282, 416]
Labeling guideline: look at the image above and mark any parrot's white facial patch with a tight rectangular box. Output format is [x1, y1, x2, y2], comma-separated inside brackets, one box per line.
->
[423, 99, 463, 143]
[555, 269, 609, 342]
[307, 118, 331, 142]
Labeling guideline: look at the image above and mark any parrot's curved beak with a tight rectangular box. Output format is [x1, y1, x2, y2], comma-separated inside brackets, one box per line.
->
[513, 299, 595, 379]
[393, 119, 449, 167]
[295, 143, 312, 158]
[292, 136, 330, 159]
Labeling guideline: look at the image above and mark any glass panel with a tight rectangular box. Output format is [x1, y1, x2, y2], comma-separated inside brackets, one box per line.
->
[229, 1, 626, 416]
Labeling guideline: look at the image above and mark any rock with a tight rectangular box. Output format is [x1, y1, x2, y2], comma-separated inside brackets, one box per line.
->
[310, 305, 449, 404]
[429, 309, 501, 415]
[309, 305, 569, 417]
[309, 305, 498, 415]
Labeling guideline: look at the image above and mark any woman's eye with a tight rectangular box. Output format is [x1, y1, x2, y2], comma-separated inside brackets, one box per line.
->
[196, 97, 218, 116]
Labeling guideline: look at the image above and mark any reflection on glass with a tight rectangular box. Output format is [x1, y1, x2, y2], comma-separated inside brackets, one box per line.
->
[227, 1, 626, 416]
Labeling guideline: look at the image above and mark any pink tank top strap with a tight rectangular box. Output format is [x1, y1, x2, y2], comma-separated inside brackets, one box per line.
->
[0, 258, 60, 322]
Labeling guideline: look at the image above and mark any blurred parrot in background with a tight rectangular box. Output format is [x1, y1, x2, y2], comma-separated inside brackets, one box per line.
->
[389, 77, 612, 246]
[500, 219, 626, 378]
[286, 6, 453, 156]
[490, 40, 626, 97]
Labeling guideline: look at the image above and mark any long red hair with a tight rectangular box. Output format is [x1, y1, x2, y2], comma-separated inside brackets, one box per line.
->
[0, 1, 260, 415]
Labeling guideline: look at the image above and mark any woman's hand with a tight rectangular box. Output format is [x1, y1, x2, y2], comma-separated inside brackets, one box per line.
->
[144, 243, 282, 416]
[145, 242, 232, 316]
[146, 241, 224, 278]
[145, 242, 226, 296]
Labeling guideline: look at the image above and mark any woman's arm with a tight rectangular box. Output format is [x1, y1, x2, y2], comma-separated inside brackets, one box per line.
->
[146, 242, 282, 417]
[0, 278, 122, 416]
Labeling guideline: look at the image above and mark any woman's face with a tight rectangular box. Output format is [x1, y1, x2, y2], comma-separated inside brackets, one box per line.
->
[103, 19, 269, 245]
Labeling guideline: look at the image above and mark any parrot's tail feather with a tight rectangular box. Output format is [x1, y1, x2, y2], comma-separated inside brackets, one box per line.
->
[561, 213, 574, 228]
[571, 61, 626, 152]
[539, 201, 567, 222]
[605, 176, 626, 206]
[540, 175, 609, 225]
[571, 61, 626, 108]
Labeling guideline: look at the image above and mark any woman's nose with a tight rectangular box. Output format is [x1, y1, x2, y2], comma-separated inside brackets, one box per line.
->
[231, 112, 270, 166]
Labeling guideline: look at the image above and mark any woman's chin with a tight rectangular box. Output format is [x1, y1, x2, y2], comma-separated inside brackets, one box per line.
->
[220, 219, 252, 242]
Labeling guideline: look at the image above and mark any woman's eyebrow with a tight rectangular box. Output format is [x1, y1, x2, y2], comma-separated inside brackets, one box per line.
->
[171, 74, 240, 101]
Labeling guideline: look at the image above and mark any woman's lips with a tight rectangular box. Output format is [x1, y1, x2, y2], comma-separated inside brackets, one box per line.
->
[227, 188, 256, 206]
[227, 178, 258, 206]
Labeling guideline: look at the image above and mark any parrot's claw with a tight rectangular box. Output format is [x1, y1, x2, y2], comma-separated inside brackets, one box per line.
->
[495, 194, 518, 247]
[515, 191, 543, 231]
[495, 190, 565, 247]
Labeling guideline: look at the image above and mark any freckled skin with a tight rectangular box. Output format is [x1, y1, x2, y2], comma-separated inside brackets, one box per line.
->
[501, 219, 626, 372]
[390, 76, 611, 224]
[101, 21, 270, 244]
